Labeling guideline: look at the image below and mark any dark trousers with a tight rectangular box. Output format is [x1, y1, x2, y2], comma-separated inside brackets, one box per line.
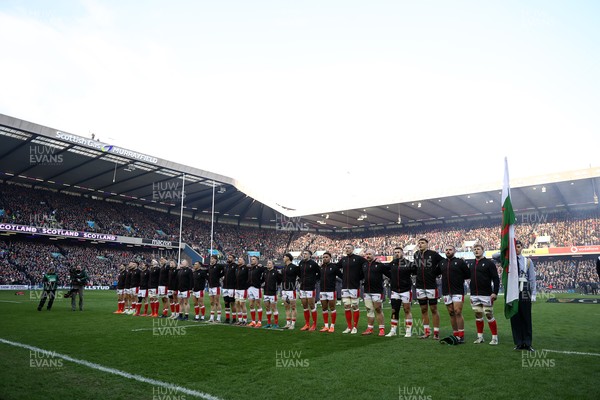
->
[510, 291, 533, 347]
[38, 290, 56, 310]
[71, 285, 84, 310]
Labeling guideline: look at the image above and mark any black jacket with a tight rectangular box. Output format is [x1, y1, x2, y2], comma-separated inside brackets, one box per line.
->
[222, 262, 237, 290]
[338, 254, 366, 290]
[388, 257, 416, 293]
[235, 265, 249, 291]
[158, 264, 170, 287]
[149, 265, 160, 289]
[116, 270, 126, 290]
[320, 262, 342, 292]
[281, 262, 299, 291]
[247, 266, 266, 288]
[192, 268, 208, 292]
[124, 270, 132, 289]
[362, 260, 390, 295]
[177, 267, 193, 292]
[414, 250, 443, 289]
[168, 266, 179, 290]
[130, 269, 141, 288]
[262, 268, 282, 296]
[139, 269, 150, 290]
[468, 257, 500, 296]
[298, 259, 321, 291]
[207, 264, 224, 287]
[440, 256, 470, 296]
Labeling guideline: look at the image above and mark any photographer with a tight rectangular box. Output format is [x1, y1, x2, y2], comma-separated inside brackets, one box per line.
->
[37, 265, 58, 311]
[68, 264, 89, 311]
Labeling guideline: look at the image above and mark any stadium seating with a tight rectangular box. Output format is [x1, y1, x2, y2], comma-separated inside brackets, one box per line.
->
[0, 181, 599, 290]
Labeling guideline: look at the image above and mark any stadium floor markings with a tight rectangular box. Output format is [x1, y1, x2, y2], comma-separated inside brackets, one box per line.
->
[0, 338, 223, 400]
[0, 300, 22, 303]
[542, 349, 600, 357]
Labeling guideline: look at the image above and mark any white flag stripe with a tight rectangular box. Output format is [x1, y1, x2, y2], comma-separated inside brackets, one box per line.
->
[502, 157, 519, 306]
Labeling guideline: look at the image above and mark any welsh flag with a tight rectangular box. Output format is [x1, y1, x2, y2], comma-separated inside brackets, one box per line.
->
[501, 157, 519, 319]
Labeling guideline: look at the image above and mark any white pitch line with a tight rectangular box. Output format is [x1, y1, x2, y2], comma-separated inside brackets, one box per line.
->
[0, 338, 223, 400]
[0, 300, 23, 303]
[542, 349, 600, 357]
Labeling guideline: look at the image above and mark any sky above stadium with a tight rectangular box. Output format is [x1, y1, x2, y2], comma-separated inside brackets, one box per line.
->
[1, 1, 599, 216]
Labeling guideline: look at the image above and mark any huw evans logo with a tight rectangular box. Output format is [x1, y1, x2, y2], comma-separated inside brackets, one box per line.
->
[522, 350, 556, 368]
[399, 386, 432, 400]
[30, 213, 63, 229]
[275, 350, 309, 368]
[152, 318, 187, 336]
[152, 387, 186, 400]
[29, 290, 66, 301]
[29, 145, 63, 166]
[275, 214, 309, 231]
[29, 350, 63, 369]
[520, 212, 548, 224]
[152, 182, 186, 201]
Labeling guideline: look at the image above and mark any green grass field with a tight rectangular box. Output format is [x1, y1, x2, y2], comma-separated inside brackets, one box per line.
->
[1, 290, 599, 400]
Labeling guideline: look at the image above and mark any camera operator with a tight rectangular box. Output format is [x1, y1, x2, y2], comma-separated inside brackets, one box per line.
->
[69, 264, 89, 311]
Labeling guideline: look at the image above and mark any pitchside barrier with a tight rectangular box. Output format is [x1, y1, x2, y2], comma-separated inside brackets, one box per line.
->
[0, 285, 110, 290]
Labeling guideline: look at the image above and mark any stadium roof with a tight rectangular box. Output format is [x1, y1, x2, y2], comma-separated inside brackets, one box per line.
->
[1, 113, 599, 231]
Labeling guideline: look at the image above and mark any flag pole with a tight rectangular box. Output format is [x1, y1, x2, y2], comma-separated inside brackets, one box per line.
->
[177, 173, 186, 266]
[210, 180, 215, 261]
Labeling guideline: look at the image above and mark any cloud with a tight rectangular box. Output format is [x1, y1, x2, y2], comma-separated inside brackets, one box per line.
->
[0, 2, 598, 215]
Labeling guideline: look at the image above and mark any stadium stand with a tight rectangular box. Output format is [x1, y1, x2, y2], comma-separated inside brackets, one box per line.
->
[1, 182, 598, 292]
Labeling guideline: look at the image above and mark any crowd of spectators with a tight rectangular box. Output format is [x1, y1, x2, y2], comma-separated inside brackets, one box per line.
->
[529, 211, 600, 247]
[535, 258, 599, 292]
[1, 182, 600, 290]
[0, 240, 60, 285]
[0, 182, 293, 257]
[1, 235, 597, 290]
[287, 222, 537, 259]
[0, 238, 155, 287]
[2, 182, 599, 255]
